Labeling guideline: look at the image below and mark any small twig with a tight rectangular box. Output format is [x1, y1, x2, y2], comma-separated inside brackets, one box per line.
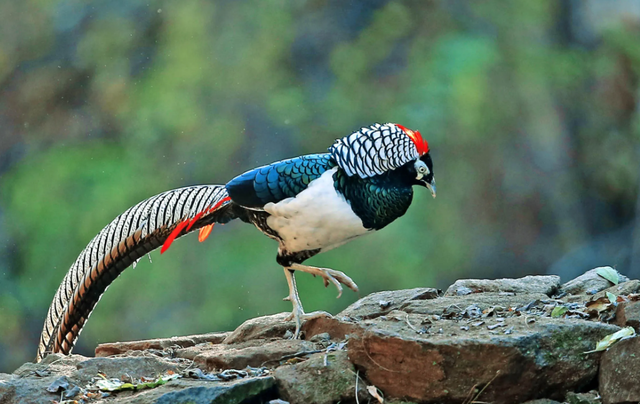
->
[445, 304, 463, 312]
[260, 349, 325, 367]
[463, 382, 480, 404]
[523, 315, 536, 327]
[405, 313, 424, 333]
[470, 370, 500, 404]
[40, 357, 64, 371]
[179, 359, 197, 373]
[355, 369, 360, 404]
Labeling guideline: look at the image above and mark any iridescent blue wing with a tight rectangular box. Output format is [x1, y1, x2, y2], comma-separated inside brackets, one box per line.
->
[328, 122, 427, 179]
[226, 153, 336, 208]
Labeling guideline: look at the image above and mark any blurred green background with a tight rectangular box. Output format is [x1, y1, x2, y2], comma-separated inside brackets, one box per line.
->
[1, 0, 640, 372]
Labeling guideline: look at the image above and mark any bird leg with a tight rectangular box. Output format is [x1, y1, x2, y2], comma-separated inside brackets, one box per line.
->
[282, 268, 331, 338]
[287, 263, 359, 298]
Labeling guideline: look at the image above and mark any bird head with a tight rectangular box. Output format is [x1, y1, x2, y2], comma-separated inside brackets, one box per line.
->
[395, 124, 436, 198]
[413, 154, 436, 198]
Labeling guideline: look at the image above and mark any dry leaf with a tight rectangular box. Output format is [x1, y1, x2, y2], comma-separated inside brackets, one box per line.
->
[584, 327, 636, 353]
[367, 385, 384, 403]
[585, 296, 613, 314]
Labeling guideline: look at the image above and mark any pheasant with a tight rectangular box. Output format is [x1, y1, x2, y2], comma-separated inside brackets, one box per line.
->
[36, 122, 436, 362]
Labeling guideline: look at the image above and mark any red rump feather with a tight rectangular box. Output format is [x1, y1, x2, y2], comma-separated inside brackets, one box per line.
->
[395, 124, 429, 155]
[160, 196, 231, 254]
[198, 224, 214, 242]
[160, 220, 189, 254]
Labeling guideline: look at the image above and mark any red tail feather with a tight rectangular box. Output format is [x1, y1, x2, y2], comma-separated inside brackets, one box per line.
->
[160, 196, 231, 254]
[161, 220, 189, 254]
[186, 211, 205, 231]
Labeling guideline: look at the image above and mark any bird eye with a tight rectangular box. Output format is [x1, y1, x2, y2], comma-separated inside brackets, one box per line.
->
[414, 160, 429, 179]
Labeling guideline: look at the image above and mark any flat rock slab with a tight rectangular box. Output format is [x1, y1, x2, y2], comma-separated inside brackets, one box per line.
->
[399, 292, 550, 316]
[561, 267, 629, 295]
[445, 275, 560, 296]
[338, 287, 441, 320]
[1, 353, 276, 404]
[120, 376, 277, 404]
[313, 316, 616, 404]
[599, 336, 640, 404]
[178, 339, 319, 371]
[223, 313, 296, 344]
[75, 356, 184, 384]
[304, 284, 620, 404]
[96, 332, 231, 357]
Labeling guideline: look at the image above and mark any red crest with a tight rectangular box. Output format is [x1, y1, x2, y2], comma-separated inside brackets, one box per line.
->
[395, 124, 429, 155]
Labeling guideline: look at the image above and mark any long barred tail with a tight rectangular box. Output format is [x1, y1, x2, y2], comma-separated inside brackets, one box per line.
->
[36, 185, 235, 362]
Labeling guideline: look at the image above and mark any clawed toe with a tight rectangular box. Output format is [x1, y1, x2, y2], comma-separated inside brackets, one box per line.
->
[282, 264, 358, 338]
[289, 263, 359, 298]
[285, 310, 333, 339]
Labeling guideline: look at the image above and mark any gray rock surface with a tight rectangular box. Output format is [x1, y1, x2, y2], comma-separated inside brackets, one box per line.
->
[146, 377, 276, 404]
[222, 313, 296, 344]
[445, 275, 561, 296]
[561, 267, 629, 295]
[564, 391, 601, 404]
[96, 332, 231, 357]
[339, 287, 441, 320]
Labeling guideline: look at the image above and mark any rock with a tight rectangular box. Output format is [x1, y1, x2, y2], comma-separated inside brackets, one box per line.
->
[345, 318, 614, 404]
[223, 313, 296, 344]
[45, 375, 70, 392]
[615, 300, 640, 330]
[445, 275, 560, 296]
[599, 336, 640, 404]
[336, 288, 550, 322]
[303, 286, 619, 404]
[75, 356, 183, 384]
[599, 279, 640, 298]
[133, 376, 277, 404]
[183, 339, 318, 371]
[2, 352, 277, 404]
[338, 288, 440, 320]
[1, 358, 88, 404]
[565, 391, 601, 404]
[399, 292, 550, 316]
[561, 267, 629, 295]
[274, 350, 366, 404]
[96, 332, 230, 357]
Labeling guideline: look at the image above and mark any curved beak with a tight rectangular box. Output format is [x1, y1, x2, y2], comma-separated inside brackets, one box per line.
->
[426, 178, 436, 198]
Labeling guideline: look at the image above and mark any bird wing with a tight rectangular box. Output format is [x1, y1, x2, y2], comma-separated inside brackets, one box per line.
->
[328, 122, 426, 178]
[226, 153, 336, 208]
[37, 185, 234, 362]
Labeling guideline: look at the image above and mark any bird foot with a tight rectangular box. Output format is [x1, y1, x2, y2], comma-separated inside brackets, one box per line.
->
[288, 263, 359, 298]
[284, 309, 333, 339]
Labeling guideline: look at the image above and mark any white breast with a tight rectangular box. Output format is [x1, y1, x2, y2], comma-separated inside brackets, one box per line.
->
[264, 167, 370, 253]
